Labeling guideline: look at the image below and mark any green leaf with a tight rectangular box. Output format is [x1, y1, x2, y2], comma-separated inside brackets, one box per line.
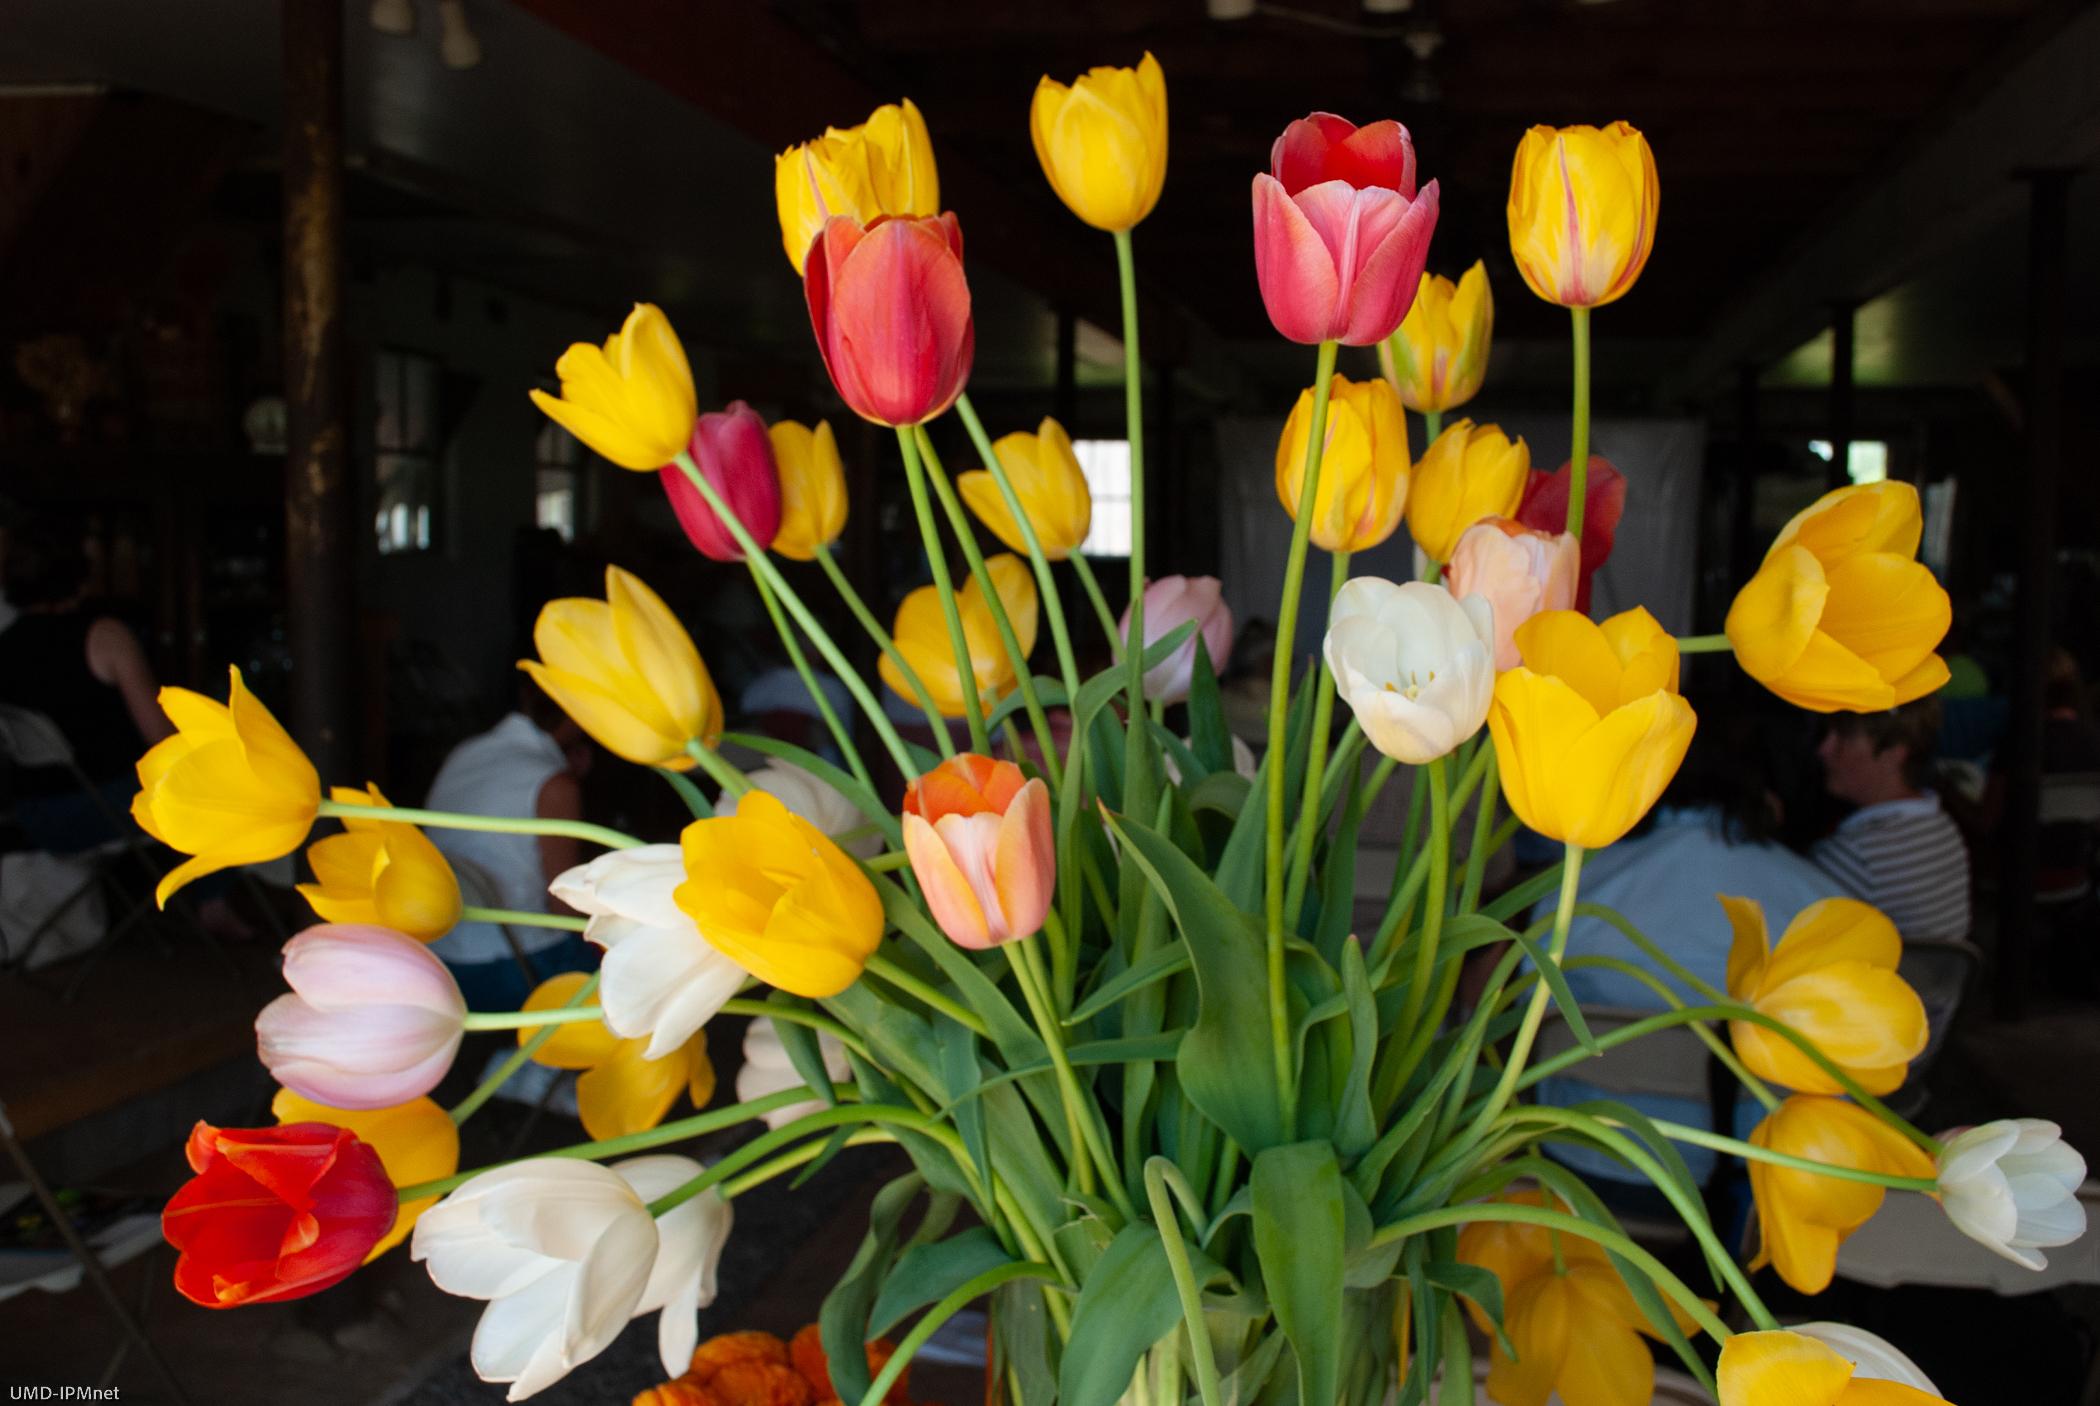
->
[1312, 762, 1365, 965]
[1252, 1142, 1345, 1406]
[1185, 770, 1250, 818]
[820, 1173, 925, 1403]
[720, 730, 901, 845]
[937, 1020, 987, 1189]
[1107, 811, 1287, 1154]
[934, 1033, 1185, 1114]
[1187, 634, 1230, 776]
[1059, 1223, 1226, 1406]
[993, 1279, 1058, 1406]
[1333, 940, 1379, 1159]
[766, 1000, 840, 1115]
[1422, 1261, 1513, 1358]
[1504, 926, 1599, 1054]
[1481, 861, 1564, 924]
[1066, 943, 1191, 1026]
[869, 1227, 1015, 1338]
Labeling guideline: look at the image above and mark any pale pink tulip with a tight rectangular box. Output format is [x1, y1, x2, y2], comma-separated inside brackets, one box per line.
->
[1444, 519, 1580, 671]
[257, 924, 465, 1109]
[1121, 575, 1234, 705]
[900, 754, 1054, 950]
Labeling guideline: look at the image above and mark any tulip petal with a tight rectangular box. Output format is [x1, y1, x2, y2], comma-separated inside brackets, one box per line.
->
[1511, 611, 1627, 719]
[1340, 181, 1438, 347]
[609, 568, 718, 748]
[1753, 964, 1927, 1088]
[1489, 669, 1602, 844]
[1717, 1331, 1855, 1406]
[1253, 174, 1343, 345]
[991, 779, 1055, 940]
[905, 811, 995, 949]
[1763, 897, 1903, 987]
[1558, 689, 1696, 850]
[1721, 894, 1771, 998]
[577, 1040, 688, 1141]
[1772, 482, 1923, 566]
[1816, 553, 1951, 686]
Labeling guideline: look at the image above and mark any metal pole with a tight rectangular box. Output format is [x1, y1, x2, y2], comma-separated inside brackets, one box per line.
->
[282, 0, 357, 780]
[1995, 170, 2072, 1019]
[1827, 301, 1855, 491]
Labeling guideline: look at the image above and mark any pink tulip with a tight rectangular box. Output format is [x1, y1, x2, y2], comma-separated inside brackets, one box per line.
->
[1252, 114, 1441, 346]
[805, 213, 975, 428]
[660, 402, 781, 562]
[901, 755, 1053, 950]
[1121, 576, 1235, 704]
[256, 924, 465, 1110]
[1444, 519, 1581, 671]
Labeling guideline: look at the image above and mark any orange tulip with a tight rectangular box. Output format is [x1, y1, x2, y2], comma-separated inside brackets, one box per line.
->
[900, 754, 1054, 949]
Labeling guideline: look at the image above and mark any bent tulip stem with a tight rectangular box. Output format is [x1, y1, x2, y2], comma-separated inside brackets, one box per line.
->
[896, 426, 993, 754]
[1144, 1158, 1228, 1406]
[1395, 754, 1452, 1050]
[450, 972, 598, 1124]
[460, 1006, 603, 1031]
[863, 951, 991, 1040]
[741, 565, 874, 793]
[1567, 305, 1591, 540]
[1008, 939, 1135, 1220]
[1645, 1119, 1939, 1193]
[1283, 549, 1352, 923]
[1464, 843, 1585, 1145]
[458, 906, 586, 933]
[813, 542, 956, 756]
[318, 799, 644, 852]
[1675, 633, 1732, 654]
[1067, 549, 1123, 655]
[685, 736, 756, 799]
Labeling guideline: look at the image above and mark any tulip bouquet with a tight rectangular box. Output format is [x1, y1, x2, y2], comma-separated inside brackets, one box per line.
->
[141, 59, 2082, 1406]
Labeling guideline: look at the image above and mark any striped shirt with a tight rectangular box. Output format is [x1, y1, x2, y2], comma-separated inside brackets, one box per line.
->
[1812, 793, 1972, 942]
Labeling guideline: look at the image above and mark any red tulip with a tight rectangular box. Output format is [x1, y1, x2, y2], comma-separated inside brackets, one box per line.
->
[660, 402, 782, 561]
[804, 213, 974, 428]
[1253, 114, 1441, 346]
[1515, 455, 1628, 612]
[162, 1121, 395, 1308]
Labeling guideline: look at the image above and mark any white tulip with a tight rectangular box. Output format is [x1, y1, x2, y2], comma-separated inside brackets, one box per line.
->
[742, 761, 882, 858]
[1324, 578, 1495, 765]
[736, 1016, 852, 1130]
[1793, 1322, 1941, 1393]
[610, 1154, 733, 1380]
[411, 1160, 659, 1401]
[1935, 1118, 2087, 1269]
[550, 845, 745, 1060]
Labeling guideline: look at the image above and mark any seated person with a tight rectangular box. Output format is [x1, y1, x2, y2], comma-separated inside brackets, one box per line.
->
[1812, 698, 1971, 944]
[1531, 704, 1843, 1187]
[424, 687, 598, 1011]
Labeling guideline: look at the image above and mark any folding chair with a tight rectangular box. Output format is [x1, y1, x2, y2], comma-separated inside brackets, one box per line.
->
[1889, 937, 1981, 1119]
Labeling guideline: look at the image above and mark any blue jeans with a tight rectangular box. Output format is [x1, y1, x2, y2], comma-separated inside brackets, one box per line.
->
[443, 933, 597, 1011]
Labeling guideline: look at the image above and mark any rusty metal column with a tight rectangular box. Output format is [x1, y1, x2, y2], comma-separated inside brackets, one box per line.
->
[1995, 170, 2072, 1019]
[282, 0, 356, 779]
[1826, 302, 1855, 491]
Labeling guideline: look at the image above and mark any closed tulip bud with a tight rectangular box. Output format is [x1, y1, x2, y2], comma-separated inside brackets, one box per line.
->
[1488, 607, 1696, 849]
[132, 665, 319, 907]
[882, 554, 1039, 718]
[610, 1155, 734, 1383]
[1725, 481, 1952, 713]
[298, 784, 462, 942]
[805, 213, 973, 428]
[736, 1017, 852, 1131]
[162, 1121, 395, 1308]
[1445, 520, 1580, 671]
[1747, 1095, 1936, 1295]
[1720, 1329, 1951, 1406]
[1120, 575, 1234, 705]
[674, 791, 882, 998]
[1406, 420, 1530, 565]
[1507, 122, 1659, 309]
[270, 1088, 459, 1261]
[774, 98, 939, 275]
[1515, 455, 1628, 613]
[768, 419, 848, 561]
[1253, 113, 1440, 346]
[660, 402, 781, 562]
[518, 972, 716, 1142]
[1275, 375, 1410, 552]
[1030, 53, 1168, 233]
[1934, 1118, 2087, 1269]
[257, 924, 466, 1110]
[530, 303, 697, 470]
[902, 754, 1054, 950]
[958, 417, 1092, 560]
[521, 566, 724, 770]
[1326, 578, 1495, 765]
[413, 1160, 661, 1401]
[1378, 262, 1493, 414]
[1723, 895, 1928, 1096]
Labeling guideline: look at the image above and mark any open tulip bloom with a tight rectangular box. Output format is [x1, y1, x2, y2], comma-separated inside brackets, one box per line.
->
[156, 58, 2063, 1406]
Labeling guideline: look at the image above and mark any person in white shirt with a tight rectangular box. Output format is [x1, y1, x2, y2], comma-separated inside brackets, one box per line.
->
[424, 689, 596, 1010]
[1812, 697, 1972, 944]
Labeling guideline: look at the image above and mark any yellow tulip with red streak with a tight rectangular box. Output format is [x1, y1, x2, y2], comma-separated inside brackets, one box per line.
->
[1507, 123, 1659, 309]
[774, 99, 940, 276]
[1379, 262, 1493, 414]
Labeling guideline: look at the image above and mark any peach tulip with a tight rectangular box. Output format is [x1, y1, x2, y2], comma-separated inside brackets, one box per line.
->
[1445, 519, 1580, 671]
[901, 754, 1054, 949]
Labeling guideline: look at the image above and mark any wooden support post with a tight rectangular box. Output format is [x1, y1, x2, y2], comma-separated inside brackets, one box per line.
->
[282, 0, 357, 780]
[1826, 302, 1855, 492]
[1995, 170, 2072, 1019]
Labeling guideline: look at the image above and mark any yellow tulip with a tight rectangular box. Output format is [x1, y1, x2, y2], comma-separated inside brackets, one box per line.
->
[520, 566, 722, 770]
[673, 790, 881, 999]
[1724, 482, 1951, 713]
[271, 1088, 458, 1261]
[1507, 123, 1659, 309]
[880, 553, 1039, 718]
[1407, 419, 1530, 564]
[1724, 895, 1928, 1096]
[528, 303, 696, 471]
[1488, 608, 1696, 849]
[1275, 375, 1410, 553]
[1747, 1095, 1935, 1295]
[774, 98, 940, 275]
[1378, 262, 1494, 414]
[297, 784, 462, 942]
[769, 419, 849, 561]
[958, 418, 1092, 560]
[520, 972, 716, 1142]
[1718, 1330, 1951, 1406]
[132, 666, 320, 907]
[1030, 52, 1168, 232]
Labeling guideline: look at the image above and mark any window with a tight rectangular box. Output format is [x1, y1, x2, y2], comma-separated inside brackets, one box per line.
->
[1073, 438, 1132, 558]
[373, 349, 441, 554]
[534, 419, 586, 542]
[1808, 438, 1888, 485]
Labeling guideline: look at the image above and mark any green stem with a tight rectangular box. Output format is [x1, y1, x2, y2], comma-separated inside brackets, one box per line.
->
[1567, 305, 1591, 540]
[1647, 1118, 1939, 1192]
[1144, 1158, 1226, 1406]
[450, 972, 598, 1124]
[673, 451, 917, 777]
[1394, 754, 1451, 1046]
[1423, 408, 1444, 446]
[721, 1129, 893, 1198]
[1008, 941, 1135, 1220]
[1068, 549, 1122, 653]
[1675, 633, 1732, 654]
[459, 905, 586, 932]
[864, 951, 990, 1039]
[685, 737, 754, 799]
[895, 426, 991, 754]
[657, 765, 712, 818]
[645, 1103, 963, 1218]
[1456, 747, 1499, 914]
[460, 1005, 602, 1031]
[855, 1263, 1062, 1406]
[1283, 549, 1351, 923]
[743, 561, 873, 792]
[1265, 338, 1341, 1138]
[716, 997, 872, 1063]
[1463, 844, 1584, 1143]
[318, 799, 641, 852]
[814, 542, 955, 755]
[1113, 228, 1147, 646]
[1551, 954, 1781, 1112]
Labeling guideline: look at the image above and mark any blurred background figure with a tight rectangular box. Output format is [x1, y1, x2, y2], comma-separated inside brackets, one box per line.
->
[1813, 698, 1972, 945]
